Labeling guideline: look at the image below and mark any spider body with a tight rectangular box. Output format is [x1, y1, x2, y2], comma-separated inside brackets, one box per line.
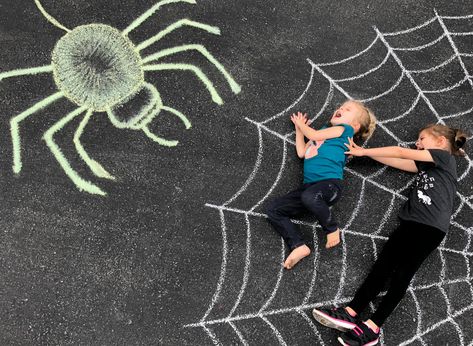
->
[0, 0, 241, 195]
[52, 24, 144, 112]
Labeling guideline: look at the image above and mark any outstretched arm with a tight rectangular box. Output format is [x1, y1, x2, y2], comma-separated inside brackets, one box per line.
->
[344, 138, 431, 172]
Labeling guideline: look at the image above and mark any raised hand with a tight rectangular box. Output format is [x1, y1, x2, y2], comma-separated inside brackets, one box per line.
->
[344, 137, 364, 156]
[290, 111, 309, 129]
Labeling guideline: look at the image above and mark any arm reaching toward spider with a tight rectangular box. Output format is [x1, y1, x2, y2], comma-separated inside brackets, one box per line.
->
[344, 138, 432, 173]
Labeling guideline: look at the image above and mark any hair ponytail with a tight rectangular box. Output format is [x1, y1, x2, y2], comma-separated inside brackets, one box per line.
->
[421, 124, 468, 156]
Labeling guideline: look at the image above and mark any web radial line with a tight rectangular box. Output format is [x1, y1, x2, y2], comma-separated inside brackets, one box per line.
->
[375, 27, 444, 123]
[423, 75, 470, 93]
[302, 224, 320, 304]
[223, 125, 263, 206]
[408, 54, 457, 74]
[314, 35, 380, 66]
[228, 321, 249, 346]
[334, 179, 367, 302]
[314, 62, 407, 143]
[245, 117, 295, 146]
[285, 82, 334, 138]
[408, 288, 426, 346]
[249, 137, 288, 212]
[261, 61, 316, 124]
[382, 16, 437, 36]
[261, 316, 288, 346]
[435, 10, 473, 88]
[374, 195, 396, 234]
[202, 325, 221, 346]
[412, 277, 473, 292]
[380, 93, 421, 124]
[200, 209, 228, 322]
[392, 33, 446, 51]
[332, 50, 391, 82]
[296, 309, 326, 346]
[227, 214, 252, 318]
[258, 237, 285, 314]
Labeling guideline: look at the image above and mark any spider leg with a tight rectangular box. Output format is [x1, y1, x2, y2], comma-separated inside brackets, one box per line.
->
[43, 106, 107, 196]
[135, 19, 220, 52]
[11, 91, 64, 173]
[139, 105, 191, 147]
[142, 44, 241, 94]
[144, 63, 223, 104]
[73, 109, 115, 180]
[33, 0, 70, 32]
[0, 65, 53, 82]
[122, 0, 196, 36]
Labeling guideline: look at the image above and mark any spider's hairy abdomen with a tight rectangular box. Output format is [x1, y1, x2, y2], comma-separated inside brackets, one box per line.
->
[52, 24, 144, 111]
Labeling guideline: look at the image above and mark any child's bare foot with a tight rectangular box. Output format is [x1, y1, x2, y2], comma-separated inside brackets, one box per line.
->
[283, 245, 311, 269]
[326, 229, 340, 248]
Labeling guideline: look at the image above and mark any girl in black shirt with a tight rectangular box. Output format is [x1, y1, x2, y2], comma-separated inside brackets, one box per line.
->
[312, 124, 467, 346]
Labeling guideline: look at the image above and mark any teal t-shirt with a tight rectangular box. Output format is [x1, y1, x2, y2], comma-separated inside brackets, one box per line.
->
[303, 124, 354, 184]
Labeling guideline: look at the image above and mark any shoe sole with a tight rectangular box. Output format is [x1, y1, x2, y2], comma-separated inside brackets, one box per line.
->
[338, 336, 379, 346]
[312, 309, 356, 332]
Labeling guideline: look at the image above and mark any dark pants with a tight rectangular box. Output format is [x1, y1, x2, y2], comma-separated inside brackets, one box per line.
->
[349, 220, 445, 326]
[266, 179, 342, 250]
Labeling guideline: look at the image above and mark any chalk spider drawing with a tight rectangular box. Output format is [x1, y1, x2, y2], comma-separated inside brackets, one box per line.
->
[0, 0, 241, 195]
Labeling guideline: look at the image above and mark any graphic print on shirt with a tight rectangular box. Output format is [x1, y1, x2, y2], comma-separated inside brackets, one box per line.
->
[415, 170, 435, 205]
[304, 140, 325, 159]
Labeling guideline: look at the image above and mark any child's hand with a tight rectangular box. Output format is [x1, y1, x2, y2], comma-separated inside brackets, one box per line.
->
[290, 112, 310, 128]
[344, 138, 364, 156]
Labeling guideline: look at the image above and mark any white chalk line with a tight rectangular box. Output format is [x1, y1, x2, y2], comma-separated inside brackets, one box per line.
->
[302, 225, 321, 305]
[332, 50, 391, 82]
[379, 93, 421, 124]
[284, 81, 334, 138]
[229, 321, 248, 346]
[381, 16, 437, 37]
[422, 75, 471, 94]
[258, 237, 285, 314]
[408, 54, 458, 74]
[436, 10, 473, 89]
[314, 35, 380, 66]
[202, 325, 221, 346]
[296, 308, 326, 346]
[200, 209, 228, 322]
[227, 214, 252, 318]
[392, 33, 446, 52]
[261, 316, 288, 346]
[222, 125, 263, 206]
[261, 63, 316, 124]
[194, 12, 473, 343]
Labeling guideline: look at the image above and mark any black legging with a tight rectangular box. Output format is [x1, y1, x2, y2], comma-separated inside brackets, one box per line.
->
[349, 219, 445, 326]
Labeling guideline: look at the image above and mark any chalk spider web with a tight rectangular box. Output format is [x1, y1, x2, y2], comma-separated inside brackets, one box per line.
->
[186, 10, 473, 346]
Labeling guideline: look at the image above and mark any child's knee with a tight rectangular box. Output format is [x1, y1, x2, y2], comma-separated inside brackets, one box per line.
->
[301, 190, 326, 210]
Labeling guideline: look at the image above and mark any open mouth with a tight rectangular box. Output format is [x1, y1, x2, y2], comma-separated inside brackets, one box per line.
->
[333, 112, 342, 119]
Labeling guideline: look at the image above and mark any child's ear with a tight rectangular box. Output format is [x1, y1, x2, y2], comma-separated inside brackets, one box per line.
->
[353, 122, 361, 134]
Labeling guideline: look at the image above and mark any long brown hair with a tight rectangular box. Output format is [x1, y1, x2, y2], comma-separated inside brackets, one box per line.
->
[421, 124, 468, 156]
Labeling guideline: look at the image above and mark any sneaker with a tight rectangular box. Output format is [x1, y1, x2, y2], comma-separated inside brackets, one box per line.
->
[312, 307, 359, 331]
[337, 322, 380, 346]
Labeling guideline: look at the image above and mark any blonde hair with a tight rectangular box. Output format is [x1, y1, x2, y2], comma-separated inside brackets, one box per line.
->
[421, 124, 468, 156]
[351, 100, 377, 141]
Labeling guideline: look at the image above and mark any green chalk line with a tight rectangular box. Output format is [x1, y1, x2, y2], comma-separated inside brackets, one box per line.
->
[43, 106, 107, 196]
[74, 109, 115, 180]
[11, 91, 64, 173]
[143, 63, 223, 104]
[0, 65, 53, 81]
[142, 44, 241, 94]
[122, 0, 196, 36]
[34, 0, 70, 32]
[136, 19, 220, 51]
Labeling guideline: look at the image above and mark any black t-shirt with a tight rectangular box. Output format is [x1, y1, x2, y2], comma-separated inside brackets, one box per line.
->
[398, 149, 458, 233]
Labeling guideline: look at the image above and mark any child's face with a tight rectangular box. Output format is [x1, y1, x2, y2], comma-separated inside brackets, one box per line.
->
[330, 101, 362, 129]
[415, 130, 444, 150]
